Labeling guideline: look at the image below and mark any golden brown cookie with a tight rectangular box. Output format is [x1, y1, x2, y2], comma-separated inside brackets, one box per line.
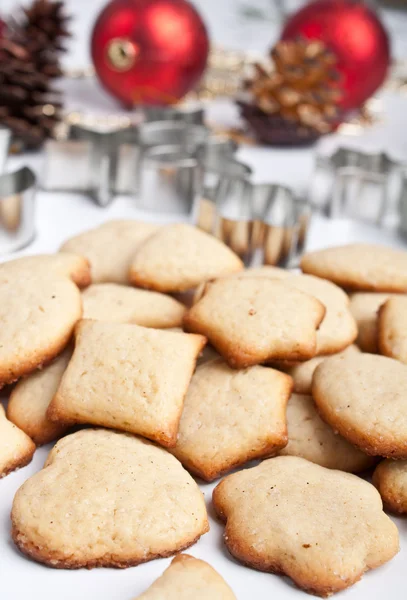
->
[301, 243, 407, 292]
[171, 358, 292, 481]
[213, 456, 399, 596]
[129, 224, 243, 292]
[313, 353, 407, 458]
[11, 429, 209, 568]
[135, 554, 236, 599]
[7, 349, 72, 445]
[378, 296, 407, 364]
[82, 283, 185, 328]
[373, 459, 407, 514]
[0, 405, 35, 478]
[48, 320, 206, 447]
[279, 393, 375, 472]
[184, 277, 325, 368]
[349, 293, 397, 353]
[0, 255, 89, 386]
[60, 220, 159, 284]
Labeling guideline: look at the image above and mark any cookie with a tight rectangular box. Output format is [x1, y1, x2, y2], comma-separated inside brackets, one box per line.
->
[283, 274, 357, 355]
[48, 320, 206, 447]
[0, 405, 35, 478]
[7, 349, 72, 445]
[60, 220, 159, 284]
[212, 455, 399, 596]
[129, 224, 244, 292]
[135, 554, 236, 599]
[373, 459, 407, 514]
[171, 358, 292, 481]
[378, 296, 407, 364]
[11, 429, 209, 568]
[313, 353, 407, 458]
[82, 283, 185, 328]
[301, 243, 407, 292]
[0, 255, 89, 386]
[279, 393, 374, 472]
[349, 293, 396, 352]
[278, 344, 360, 394]
[184, 277, 325, 368]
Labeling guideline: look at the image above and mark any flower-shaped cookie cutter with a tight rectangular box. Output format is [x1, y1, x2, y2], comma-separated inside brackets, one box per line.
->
[310, 147, 405, 229]
[0, 166, 36, 254]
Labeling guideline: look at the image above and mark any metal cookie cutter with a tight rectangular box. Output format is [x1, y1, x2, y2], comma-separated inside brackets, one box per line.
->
[0, 127, 11, 173]
[0, 167, 36, 254]
[310, 148, 404, 229]
[197, 169, 309, 267]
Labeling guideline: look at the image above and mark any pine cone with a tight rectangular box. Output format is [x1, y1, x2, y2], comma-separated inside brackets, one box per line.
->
[240, 38, 342, 145]
[11, 0, 71, 79]
[0, 38, 62, 149]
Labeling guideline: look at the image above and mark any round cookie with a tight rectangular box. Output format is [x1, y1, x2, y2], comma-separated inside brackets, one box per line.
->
[213, 456, 399, 596]
[277, 344, 360, 394]
[349, 293, 396, 353]
[373, 459, 407, 514]
[0, 256, 89, 386]
[135, 554, 236, 599]
[313, 353, 407, 458]
[184, 277, 325, 368]
[82, 283, 185, 328]
[301, 243, 407, 292]
[60, 220, 160, 284]
[378, 296, 407, 364]
[129, 224, 244, 292]
[0, 405, 35, 478]
[279, 393, 375, 472]
[283, 274, 357, 355]
[11, 429, 209, 568]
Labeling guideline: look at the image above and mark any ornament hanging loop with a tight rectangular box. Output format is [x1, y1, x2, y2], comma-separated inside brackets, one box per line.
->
[106, 38, 138, 72]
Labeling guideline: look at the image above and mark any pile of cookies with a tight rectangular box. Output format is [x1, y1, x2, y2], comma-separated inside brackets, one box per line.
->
[2, 221, 407, 597]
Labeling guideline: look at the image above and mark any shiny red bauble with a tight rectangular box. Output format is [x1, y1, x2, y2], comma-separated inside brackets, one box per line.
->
[91, 0, 209, 107]
[282, 0, 390, 112]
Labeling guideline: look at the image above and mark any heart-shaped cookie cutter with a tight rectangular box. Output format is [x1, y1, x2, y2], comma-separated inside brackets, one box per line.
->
[0, 166, 36, 254]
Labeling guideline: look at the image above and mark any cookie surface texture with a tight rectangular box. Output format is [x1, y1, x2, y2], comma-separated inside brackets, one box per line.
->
[212, 455, 399, 596]
[283, 274, 357, 355]
[60, 220, 159, 284]
[0, 405, 35, 478]
[48, 320, 206, 447]
[82, 283, 185, 328]
[11, 429, 209, 568]
[301, 243, 407, 292]
[171, 358, 292, 481]
[378, 296, 407, 364]
[313, 353, 407, 458]
[0, 255, 89, 386]
[373, 459, 407, 514]
[129, 224, 244, 292]
[279, 393, 374, 472]
[7, 349, 72, 445]
[349, 293, 395, 352]
[184, 277, 325, 368]
[135, 554, 236, 599]
[278, 345, 360, 394]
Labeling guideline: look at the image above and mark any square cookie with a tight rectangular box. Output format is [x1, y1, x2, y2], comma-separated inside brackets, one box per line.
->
[184, 277, 325, 368]
[48, 320, 206, 447]
[171, 358, 293, 481]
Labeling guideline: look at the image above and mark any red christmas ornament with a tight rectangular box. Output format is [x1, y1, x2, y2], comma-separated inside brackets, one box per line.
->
[282, 0, 390, 112]
[91, 0, 209, 107]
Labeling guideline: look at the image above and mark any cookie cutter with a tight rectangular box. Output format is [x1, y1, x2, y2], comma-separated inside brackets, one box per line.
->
[0, 127, 11, 173]
[310, 148, 405, 229]
[0, 166, 36, 254]
[142, 104, 205, 125]
[197, 169, 309, 267]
